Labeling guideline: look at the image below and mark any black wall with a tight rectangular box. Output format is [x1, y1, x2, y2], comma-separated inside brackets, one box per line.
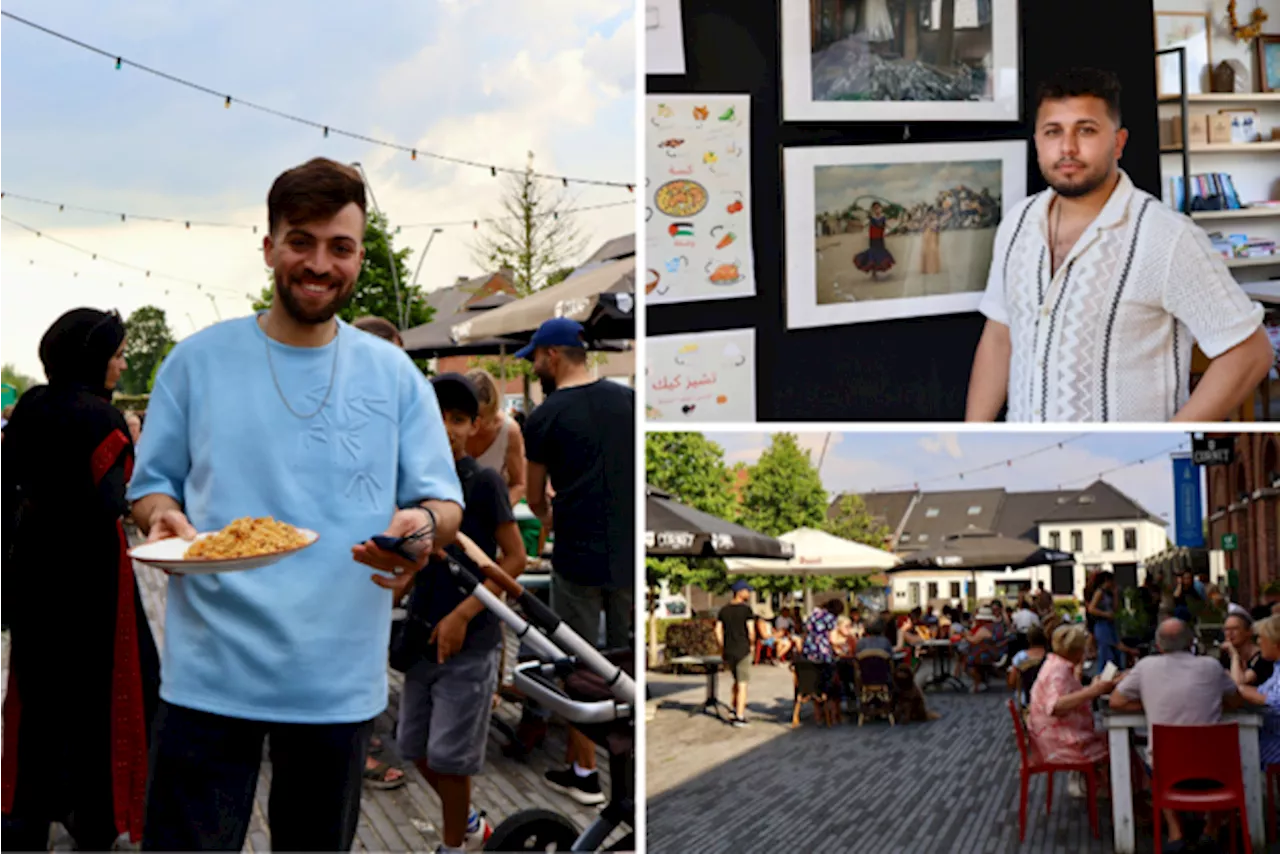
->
[646, 1, 1160, 420]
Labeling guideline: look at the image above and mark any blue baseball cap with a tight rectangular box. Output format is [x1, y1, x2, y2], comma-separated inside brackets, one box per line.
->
[730, 580, 753, 593]
[514, 317, 587, 361]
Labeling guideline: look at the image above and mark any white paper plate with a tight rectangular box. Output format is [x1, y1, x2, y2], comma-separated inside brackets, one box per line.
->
[129, 529, 319, 574]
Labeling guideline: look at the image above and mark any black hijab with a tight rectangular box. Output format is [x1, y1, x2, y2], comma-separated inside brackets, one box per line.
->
[38, 308, 126, 400]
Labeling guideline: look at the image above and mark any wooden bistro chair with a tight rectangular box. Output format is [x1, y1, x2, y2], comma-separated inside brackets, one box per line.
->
[1150, 723, 1252, 854]
[1007, 699, 1100, 842]
[1267, 763, 1279, 843]
[853, 649, 895, 727]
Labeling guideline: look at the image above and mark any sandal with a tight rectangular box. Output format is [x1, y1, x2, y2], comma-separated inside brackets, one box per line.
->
[363, 760, 406, 790]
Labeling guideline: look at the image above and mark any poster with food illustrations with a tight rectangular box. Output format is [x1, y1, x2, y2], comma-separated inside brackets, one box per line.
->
[645, 95, 755, 304]
[645, 328, 756, 423]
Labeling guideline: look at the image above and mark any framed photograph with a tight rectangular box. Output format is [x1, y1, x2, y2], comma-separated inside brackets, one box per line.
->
[1258, 34, 1280, 93]
[1154, 11, 1212, 96]
[781, 0, 1020, 122]
[784, 140, 1026, 329]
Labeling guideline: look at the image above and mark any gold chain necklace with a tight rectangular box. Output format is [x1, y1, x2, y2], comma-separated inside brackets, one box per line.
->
[263, 321, 340, 419]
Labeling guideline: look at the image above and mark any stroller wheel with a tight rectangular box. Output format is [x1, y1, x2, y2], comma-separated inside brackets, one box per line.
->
[484, 808, 580, 851]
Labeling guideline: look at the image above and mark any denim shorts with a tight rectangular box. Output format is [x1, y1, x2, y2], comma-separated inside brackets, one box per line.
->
[397, 649, 498, 776]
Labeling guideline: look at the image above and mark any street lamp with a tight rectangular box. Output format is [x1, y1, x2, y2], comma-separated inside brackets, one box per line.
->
[410, 227, 445, 304]
[351, 161, 406, 330]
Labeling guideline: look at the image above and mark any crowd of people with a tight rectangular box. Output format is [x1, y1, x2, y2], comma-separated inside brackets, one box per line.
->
[1, 157, 635, 854]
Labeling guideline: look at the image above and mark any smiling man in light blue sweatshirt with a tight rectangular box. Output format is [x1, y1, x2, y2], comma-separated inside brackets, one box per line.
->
[128, 157, 463, 852]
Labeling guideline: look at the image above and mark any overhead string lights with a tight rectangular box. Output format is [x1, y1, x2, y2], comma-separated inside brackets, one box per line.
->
[1, 192, 632, 234]
[0, 215, 242, 297]
[868, 434, 1093, 493]
[2, 11, 636, 191]
[1054, 441, 1191, 491]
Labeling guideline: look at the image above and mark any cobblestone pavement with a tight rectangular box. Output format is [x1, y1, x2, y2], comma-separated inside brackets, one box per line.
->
[646, 661, 1279, 854]
[3, 559, 623, 851]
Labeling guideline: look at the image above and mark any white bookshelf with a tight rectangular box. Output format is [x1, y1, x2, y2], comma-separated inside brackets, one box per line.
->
[1192, 208, 1280, 221]
[1158, 93, 1280, 105]
[1225, 256, 1280, 269]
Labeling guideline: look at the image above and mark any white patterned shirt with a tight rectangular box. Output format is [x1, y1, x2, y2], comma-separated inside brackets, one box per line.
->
[978, 171, 1263, 422]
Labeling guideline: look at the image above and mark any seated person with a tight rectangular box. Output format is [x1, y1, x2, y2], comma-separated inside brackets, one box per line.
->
[755, 612, 779, 663]
[1028, 624, 1118, 792]
[847, 609, 866, 639]
[958, 608, 1008, 693]
[1230, 614, 1280, 772]
[856, 619, 895, 655]
[832, 616, 858, 658]
[1219, 612, 1275, 687]
[1007, 625, 1049, 705]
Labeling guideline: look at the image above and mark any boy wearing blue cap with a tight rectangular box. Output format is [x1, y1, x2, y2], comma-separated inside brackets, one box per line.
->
[717, 581, 756, 727]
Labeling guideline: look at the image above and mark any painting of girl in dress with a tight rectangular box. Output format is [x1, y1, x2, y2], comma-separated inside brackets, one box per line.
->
[853, 202, 897, 280]
[812, 157, 1003, 306]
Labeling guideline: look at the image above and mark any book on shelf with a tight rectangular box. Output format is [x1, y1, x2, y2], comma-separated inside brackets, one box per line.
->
[1206, 232, 1277, 260]
[1168, 172, 1243, 212]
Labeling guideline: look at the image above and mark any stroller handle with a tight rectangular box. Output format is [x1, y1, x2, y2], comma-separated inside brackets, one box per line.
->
[511, 661, 631, 726]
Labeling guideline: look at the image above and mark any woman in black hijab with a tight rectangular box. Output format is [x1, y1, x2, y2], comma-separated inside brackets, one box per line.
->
[2, 308, 160, 851]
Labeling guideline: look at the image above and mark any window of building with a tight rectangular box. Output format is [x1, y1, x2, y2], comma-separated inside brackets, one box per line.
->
[900, 533, 911, 543]
[927, 582, 939, 600]
[1049, 531, 1061, 550]
[967, 505, 982, 515]
[1070, 530, 1083, 552]
[917, 533, 929, 543]
[1102, 529, 1115, 552]
[925, 507, 940, 518]
[1124, 528, 1136, 550]
[950, 581, 961, 598]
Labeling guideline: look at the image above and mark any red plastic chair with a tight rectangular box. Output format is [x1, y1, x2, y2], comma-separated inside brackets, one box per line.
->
[1149, 723, 1252, 854]
[1006, 699, 1100, 841]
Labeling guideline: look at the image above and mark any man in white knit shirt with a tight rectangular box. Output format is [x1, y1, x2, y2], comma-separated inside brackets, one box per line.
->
[966, 68, 1273, 422]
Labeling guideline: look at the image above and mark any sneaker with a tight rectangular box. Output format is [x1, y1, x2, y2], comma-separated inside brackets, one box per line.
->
[1067, 772, 1085, 798]
[731, 716, 748, 728]
[544, 767, 606, 806]
[463, 812, 492, 851]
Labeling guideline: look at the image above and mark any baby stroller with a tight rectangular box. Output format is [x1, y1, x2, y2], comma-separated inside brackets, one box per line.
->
[430, 542, 635, 852]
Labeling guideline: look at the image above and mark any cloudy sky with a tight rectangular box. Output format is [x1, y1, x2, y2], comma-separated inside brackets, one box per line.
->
[815, 160, 1002, 216]
[704, 431, 1201, 528]
[1, 0, 635, 378]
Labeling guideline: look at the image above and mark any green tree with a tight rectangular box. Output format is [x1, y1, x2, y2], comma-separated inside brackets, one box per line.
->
[740, 433, 829, 537]
[147, 341, 176, 392]
[470, 153, 587, 296]
[2, 363, 39, 398]
[826, 493, 890, 548]
[120, 306, 176, 395]
[644, 432, 737, 596]
[253, 211, 433, 332]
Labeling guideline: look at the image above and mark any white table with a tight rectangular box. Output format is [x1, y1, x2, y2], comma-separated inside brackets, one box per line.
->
[1104, 711, 1263, 854]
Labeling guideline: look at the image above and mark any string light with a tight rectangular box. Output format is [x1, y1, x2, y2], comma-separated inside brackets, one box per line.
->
[869, 435, 1092, 493]
[2, 193, 632, 234]
[0, 11, 634, 190]
[0, 215, 241, 296]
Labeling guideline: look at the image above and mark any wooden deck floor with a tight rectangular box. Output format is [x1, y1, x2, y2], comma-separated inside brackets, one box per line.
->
[3, 557, 623, 851]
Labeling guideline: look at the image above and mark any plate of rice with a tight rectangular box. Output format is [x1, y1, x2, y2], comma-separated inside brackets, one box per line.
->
[130, 516, 319, 574]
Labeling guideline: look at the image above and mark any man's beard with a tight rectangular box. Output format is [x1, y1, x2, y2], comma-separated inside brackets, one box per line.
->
[1044, 160, 1113, 199]
[274, 269, 354, 325]
[537, 371, 557, 396]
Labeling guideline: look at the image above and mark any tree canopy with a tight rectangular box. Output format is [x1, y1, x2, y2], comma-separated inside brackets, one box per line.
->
[120, 306, 176, 395]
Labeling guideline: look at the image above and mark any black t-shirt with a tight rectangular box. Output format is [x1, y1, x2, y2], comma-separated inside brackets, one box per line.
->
[1219, 647, 1276, 686]
[407, 456, 515, 656]
[524, 380, 634, 589]
[718, 603, 754, 662]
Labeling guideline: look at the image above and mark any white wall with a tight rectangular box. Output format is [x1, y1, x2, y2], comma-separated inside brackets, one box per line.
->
[1153, 0, 1280, 281]
[1039, 518, 1168, 595]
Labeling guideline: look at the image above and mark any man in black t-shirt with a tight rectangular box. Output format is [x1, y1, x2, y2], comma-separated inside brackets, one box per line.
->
[519, 318, 635, 804]
[716, 581, 756, 727]
[393, 373, 527, 851]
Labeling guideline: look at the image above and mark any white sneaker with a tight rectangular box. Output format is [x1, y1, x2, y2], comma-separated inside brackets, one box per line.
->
[1067, 772, 1086, 798]
[464, 812, 493, 851]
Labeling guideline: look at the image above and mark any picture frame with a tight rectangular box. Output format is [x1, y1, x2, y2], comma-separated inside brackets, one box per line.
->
[1258, 33, 1280, 93]
[780, 0, 1021, 123]
[783, 140, 1027, 330]
[1154, 11, 1212, 96]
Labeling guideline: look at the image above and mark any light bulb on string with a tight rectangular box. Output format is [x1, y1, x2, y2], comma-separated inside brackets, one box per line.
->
[323, 126, 329, 138]
[224, 96, 232, 109]
[120, 213, 126, 222]
[562, 178, 568, 188]
[115, 57, 121, 70]
[411, 149, 417, 161]
[58, 205, 64, 212]
[490, 166, 497, 178]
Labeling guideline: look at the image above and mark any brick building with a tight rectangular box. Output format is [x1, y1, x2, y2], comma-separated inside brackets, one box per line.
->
[425, 269, 524, 397]
[1205, 433, 1280, 608]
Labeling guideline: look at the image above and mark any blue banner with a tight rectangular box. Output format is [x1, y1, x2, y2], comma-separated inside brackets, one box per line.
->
[1172, 453, 1204, 548]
